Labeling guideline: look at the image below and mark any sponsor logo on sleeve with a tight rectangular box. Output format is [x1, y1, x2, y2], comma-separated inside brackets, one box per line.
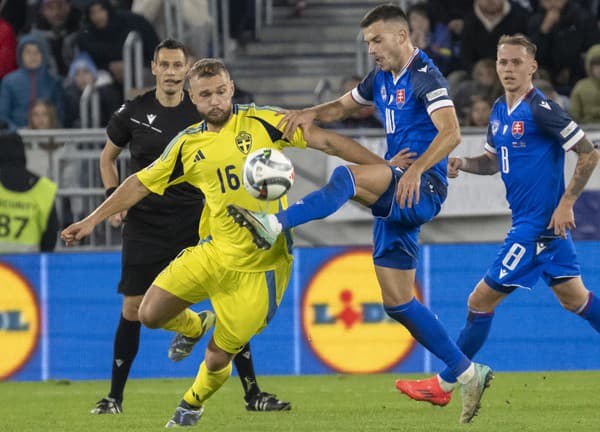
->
[426, 88, 448, 101]
[560, 121, 577, 138]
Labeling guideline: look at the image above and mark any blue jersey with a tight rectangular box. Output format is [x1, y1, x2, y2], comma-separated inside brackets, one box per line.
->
[353, 49, 454, 183]
[485, 88, 585, 241]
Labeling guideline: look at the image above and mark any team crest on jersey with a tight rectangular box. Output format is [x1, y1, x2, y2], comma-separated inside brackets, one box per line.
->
[491, 120, 500, 136]
[511, 121, 524, 139]
[235, 131, 252, 154]
[395, 89, 405, 107]
[380, 86, 387, 102]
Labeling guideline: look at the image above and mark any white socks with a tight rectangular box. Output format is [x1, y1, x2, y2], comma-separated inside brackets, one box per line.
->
[456, 362, 476, 385]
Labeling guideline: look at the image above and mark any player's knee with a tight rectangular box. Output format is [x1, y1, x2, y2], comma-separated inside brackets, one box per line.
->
[137, 306, 162, 329]
[122, 299, 142, 321]
[467, 290, 494, 313]
[558, 293, 588, 313]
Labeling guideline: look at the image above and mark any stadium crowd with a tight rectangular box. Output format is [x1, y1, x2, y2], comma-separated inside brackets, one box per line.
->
[2, 0, 600, 128]
[1, 0, 600, 242]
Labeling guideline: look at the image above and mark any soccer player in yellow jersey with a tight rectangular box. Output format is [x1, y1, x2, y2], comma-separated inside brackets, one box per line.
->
[61, 58, 387, 427]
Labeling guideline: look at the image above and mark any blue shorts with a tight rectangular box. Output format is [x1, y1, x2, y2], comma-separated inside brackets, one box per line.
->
[370, 167, 447, 270]
[484, 232, 581, 293]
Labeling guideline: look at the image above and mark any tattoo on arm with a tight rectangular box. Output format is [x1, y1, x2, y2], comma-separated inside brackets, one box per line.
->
[565, 138, 600, 199]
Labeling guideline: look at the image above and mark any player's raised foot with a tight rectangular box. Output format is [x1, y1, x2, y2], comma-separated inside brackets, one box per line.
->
[459, 363, 493, 424]
[168, 310, 216, 362]
[165, 401, 204, 428]
[245, 392, 292, 411]
[226, 205, 279, 250]
[395, 376, 452, 406]
[90, 397, 122, 414]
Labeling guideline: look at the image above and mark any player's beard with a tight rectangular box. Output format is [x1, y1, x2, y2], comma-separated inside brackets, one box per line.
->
[204, 106, 232, 127]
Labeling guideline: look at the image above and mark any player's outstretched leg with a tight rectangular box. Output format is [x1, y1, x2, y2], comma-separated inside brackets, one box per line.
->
[459, 363, 494, 424]
[246, 392, 291, 412]
[395, 375, 452, 406]
[168, 310, 216, 362]
[90, 397, 122, 414]
[165, 401, 204, 428]
[227, 205, 280, 249]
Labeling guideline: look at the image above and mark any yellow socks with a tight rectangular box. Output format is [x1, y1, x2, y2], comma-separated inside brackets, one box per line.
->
[162, 309, 202, 338]
[183, 361, 232, 407]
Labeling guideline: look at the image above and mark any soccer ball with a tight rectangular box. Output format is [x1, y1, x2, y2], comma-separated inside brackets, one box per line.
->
[242, 148, 294, 200]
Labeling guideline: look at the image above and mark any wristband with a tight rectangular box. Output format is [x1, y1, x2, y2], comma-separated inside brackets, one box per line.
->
[459, 157, 469, 170]
[105, 186, 117, 198]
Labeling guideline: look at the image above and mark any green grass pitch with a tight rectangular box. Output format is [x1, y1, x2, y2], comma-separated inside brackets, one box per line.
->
[1, 371, 599, 431]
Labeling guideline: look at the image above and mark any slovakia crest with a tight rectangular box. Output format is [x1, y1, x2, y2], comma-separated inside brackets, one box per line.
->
[395, 89, 405, 107]
[511, 121, 524, 139]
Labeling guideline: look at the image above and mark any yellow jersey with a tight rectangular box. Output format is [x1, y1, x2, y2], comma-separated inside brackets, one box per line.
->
[136, 103, 307, 271]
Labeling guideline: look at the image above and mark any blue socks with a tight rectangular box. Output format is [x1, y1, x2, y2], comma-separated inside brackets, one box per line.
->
[276, 165, 355, 230]
[577, 292, 600, 333]
[439, 310, 494, 383]
[384, 298, 471, 379]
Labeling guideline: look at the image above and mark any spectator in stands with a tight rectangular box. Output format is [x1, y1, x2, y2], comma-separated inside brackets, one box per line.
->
[460, 0, 529, 73]
[452, 58, 502, 125]
[407, 3, 453, 76]
[0, 33, 65, 129]
[0, 0, 29, 36]
[64, 52, 121, 128]
[77, 0, 159, 91]
[229, 0, 255, 52]
[0, 14, 17, 81]
[132, 0, 212, 58]
[0, 129, 58, 253]
[64, 51, 96, 127]
[28, 99, 60, 129]
[326, 75, 383, 129]
[569, 44, 600, 124]
[28, 0, 82, 77]
[425, 0, 472, 75]
[466, 97, 491, 127]
[528, 0, 600, 95]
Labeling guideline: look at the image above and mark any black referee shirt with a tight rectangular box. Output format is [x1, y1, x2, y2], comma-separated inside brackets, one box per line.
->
[106, 89, 204, 257]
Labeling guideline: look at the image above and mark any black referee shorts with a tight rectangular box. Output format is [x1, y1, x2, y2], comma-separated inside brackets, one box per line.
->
[117, 257, 174, 296]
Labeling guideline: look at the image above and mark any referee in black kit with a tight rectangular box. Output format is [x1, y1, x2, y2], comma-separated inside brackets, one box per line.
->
[91, 39, 291, 415]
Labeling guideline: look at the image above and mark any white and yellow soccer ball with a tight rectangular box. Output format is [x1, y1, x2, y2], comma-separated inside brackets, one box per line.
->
[242, 148, 294, 201]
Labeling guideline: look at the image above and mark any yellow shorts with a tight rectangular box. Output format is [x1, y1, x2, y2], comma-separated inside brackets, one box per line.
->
[153, 242, 292, 354]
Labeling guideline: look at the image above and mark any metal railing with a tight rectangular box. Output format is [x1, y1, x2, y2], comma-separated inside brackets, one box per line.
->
[123, 31, 144, 98]
[164, 0, 184, 41]
[79, 82, 101, 129]
[355, 30, 372, 77]
[19, 129, 130, 251]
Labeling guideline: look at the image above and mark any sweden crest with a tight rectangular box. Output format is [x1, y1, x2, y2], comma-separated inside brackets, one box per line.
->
[235, 131, 252, 154]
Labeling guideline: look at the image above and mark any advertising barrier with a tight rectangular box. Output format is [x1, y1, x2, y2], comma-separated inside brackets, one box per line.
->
[1, 243, 599, 381]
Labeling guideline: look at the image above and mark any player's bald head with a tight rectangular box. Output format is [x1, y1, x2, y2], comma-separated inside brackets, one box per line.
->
[360, 4, 409, 30]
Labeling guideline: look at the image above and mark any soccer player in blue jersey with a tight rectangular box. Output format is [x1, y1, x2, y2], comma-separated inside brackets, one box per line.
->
[396, 34, 600, 406]
[227, 4, 493, 424]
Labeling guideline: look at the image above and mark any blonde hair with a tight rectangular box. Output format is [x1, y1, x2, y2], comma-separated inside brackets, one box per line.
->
[498, 34, 537, 58]
[188, 58, 230, 80]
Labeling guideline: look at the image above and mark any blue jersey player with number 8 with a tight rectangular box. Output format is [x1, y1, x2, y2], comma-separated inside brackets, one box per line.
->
[396, 34, 600, 406]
